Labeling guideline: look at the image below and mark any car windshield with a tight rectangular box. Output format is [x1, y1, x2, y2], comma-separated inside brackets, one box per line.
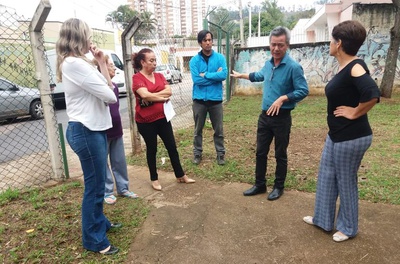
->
[156, 65, 167, 71]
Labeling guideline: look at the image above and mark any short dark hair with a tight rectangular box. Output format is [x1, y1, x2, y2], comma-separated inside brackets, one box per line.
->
[197, 30, 213, 44]
[331, 20, 366, 56]
[132, 48, 153, 71]
[269, 26, 291, 44]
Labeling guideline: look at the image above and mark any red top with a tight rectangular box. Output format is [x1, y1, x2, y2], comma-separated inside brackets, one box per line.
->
[132, 72, 168, 123]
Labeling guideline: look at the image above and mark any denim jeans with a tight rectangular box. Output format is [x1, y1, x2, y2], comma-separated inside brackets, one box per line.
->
[254, 111, 291, 189]
[66, 122, 111, 252]
[192, 100, 225, 157]
[137, 118, 185, 181]
[105, 136, 129, 196]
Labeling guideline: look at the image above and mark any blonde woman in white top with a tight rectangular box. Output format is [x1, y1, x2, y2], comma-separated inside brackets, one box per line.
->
[56, 18, 119, 255]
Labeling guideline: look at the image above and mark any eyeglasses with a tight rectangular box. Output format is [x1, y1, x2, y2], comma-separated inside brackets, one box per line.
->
[270, 67, 276, 81]
[270, 42, 286, 49]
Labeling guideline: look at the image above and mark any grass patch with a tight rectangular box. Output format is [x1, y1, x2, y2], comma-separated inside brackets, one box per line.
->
[0, 188, 20, 206]
[0, 180, 149, 263]
[1, 91, 399, 263]
[128, 92, 400, 205]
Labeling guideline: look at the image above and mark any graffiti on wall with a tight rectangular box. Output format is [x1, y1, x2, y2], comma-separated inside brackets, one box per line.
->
[233, 28, 400, 92]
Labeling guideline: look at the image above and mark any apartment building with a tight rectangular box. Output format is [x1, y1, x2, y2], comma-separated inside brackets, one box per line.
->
[127, 0, 206, 38]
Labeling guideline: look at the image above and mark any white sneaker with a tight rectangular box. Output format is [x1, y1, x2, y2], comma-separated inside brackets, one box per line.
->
[303, 216, 314, 225]
[333, 231, 349, 242]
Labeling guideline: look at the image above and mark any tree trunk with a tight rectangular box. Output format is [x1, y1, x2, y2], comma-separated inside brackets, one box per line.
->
[380, 1, 400, 98]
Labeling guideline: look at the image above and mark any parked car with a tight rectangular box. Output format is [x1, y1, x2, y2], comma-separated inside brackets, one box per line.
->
[46, 49, 126, 109]
[0, 77, 43, 121]
[155, 64, 182, 84]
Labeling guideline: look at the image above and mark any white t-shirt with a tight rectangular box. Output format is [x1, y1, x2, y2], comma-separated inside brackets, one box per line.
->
[62, 57, 117, 131]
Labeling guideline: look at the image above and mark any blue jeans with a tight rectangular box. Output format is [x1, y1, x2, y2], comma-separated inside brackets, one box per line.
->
[192, 100, 225, 157]
[66, 122, 111, 252]
[105, 136, 130, 196]
[254, 110, 291, 189]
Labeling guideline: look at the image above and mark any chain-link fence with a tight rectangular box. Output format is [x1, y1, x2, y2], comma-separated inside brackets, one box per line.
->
[129, 23, 230, 133]
[131, 43, 196, 131]
[0, 6, 63, 192]
[0, 7, 232, 191]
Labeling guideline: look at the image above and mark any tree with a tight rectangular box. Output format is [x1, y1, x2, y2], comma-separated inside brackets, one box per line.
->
[209, 7, 239, 39]
[255, 0, 285, 35]
[106, 5, 137, 29]
[106, 6, 158, 44]
[380, 0, 400, 98]
[314, 0, 336, 4]
[285, 9, 315, 29]
[139, 11, 157, 33]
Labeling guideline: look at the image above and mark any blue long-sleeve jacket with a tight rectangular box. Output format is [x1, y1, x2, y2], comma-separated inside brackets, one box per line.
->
[189, 50, 227, 101]
[249, 53, 309, 110]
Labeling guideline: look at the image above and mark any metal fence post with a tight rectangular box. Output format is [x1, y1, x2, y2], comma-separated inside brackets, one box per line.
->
[121, 17, 143, 154]
[29, 0, 64, 179]
[207, 20, 232, 102]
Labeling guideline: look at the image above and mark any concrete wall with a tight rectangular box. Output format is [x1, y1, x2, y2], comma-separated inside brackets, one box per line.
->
[232, 3, 400, 94]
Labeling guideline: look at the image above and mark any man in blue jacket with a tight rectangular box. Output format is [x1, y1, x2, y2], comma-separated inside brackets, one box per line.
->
[190, 30, 228, 165]
[231, 26, 309, 201]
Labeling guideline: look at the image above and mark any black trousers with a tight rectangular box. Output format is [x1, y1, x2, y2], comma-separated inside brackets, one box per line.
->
[254, 110, 292, 189]
[137, 118, 185, 181]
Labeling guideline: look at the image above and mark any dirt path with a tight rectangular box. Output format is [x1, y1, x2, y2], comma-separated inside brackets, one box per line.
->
[124, 166, 400, 264]
[64, 131, 400, 264]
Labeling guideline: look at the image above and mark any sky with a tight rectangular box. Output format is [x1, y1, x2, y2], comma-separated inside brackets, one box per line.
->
[0, 0, 318, 30]
[212, 0, 318, 11]
[0, 0, 127, 29]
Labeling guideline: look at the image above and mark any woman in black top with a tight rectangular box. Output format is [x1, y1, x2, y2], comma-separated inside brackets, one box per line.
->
[303, 20, 380, 242]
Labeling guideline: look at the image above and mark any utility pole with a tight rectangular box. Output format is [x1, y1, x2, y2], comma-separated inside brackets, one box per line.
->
[248, 2, 251, 38]
[258, 9, 261, 37]
[239, 0, 244, 47]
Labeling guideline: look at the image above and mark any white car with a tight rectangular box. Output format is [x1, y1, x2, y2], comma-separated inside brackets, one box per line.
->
[0, 77, 43, 121]
[46, 49, 126, 108]
[155, 64, 183, 84]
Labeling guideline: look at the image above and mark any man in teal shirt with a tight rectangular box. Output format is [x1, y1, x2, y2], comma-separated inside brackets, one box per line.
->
[231, 26, 308, 200]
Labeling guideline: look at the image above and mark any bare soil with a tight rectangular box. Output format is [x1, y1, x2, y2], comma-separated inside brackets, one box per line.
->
[125, 166, 400, 264]
[123, 124, 400, 263]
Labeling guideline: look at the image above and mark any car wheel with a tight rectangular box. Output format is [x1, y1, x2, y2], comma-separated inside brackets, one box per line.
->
[179, 74, 182, 82]
[30, 100, 44, 119]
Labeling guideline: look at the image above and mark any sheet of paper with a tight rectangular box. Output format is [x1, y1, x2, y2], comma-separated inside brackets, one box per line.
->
[163, 100, 176, 122]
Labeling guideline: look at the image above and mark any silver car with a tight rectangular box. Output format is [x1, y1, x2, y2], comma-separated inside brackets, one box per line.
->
[155, 64, 183, 84]
[0, 78, 43, 121]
